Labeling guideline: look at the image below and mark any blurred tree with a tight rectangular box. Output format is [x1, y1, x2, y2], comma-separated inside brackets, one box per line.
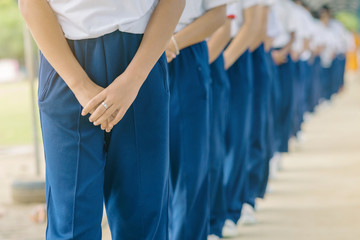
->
[0, 0, 24, 60]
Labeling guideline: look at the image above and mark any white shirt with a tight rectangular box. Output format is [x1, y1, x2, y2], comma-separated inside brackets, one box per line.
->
[291, 3, 314, 60]
[330, 19, 351, 54]
[176, 0, 235, 33]
[319, 23, 337, 68]
[267, 6, 281, 38]
[272, 0, 297, 48]
[48, 0, 158, 40]
[227, 0, 261, 37]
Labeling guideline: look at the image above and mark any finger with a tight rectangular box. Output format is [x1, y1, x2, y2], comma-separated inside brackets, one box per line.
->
[94, 107, 118, 126]
[105, 111, 118, 132]
[108, 109, 126, 128]
[100, 121, 107, 131]
[89, 102, 112, 123]
[82, 93, 105, 116]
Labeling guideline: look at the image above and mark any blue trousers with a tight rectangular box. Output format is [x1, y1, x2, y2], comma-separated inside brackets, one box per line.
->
[331, 55, 346, 95]
[168, 41, 211, 240]
[247, 45, 272, 202]
[209, 53, 230, 237]
[223, 50, 253, 222]
[271, 53, 283, 153]
[258, 49, 277, 198]
[39, 31, 170, 240]
[322, 66, 332, 100]
[303, 60, 314, 113]
[311, 56, 323, 108]
[275, 55, 295, 153]
[292, 60, 307, 135]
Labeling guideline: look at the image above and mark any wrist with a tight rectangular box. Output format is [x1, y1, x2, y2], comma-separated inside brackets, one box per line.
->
[67, 72, 92, 95]
[122, 64, 148, 87]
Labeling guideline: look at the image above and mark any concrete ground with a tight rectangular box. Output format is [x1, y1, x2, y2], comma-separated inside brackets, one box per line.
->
[0, 74, 359, 240]
[232, 74, 360, 240]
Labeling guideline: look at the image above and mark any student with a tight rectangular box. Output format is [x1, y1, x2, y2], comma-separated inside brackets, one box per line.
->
[241, 0, 273, 225]
[19, 0, 185, 239]
[290, 0, 313, 138]
[165, 1, 231, 239]
[221, 1, 261, 236]
[309, 15, 327, 109]
[270, 0, 297, 154]
[266, 3, 283, 181]
[207, 13, 233, 240]
[319, 6, 338, 101]
[329, 17, 350, 94]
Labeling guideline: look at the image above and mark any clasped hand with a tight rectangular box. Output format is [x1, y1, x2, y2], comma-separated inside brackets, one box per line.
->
[78, 72, 142, 133]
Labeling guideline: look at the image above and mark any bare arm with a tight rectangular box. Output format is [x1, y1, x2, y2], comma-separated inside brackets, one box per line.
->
[83, 0, 185, 131]
[223, 6, 258, 69]
[249, 5, 269, 51]
[167, 5, 227, 62]
[272, 32, 295, 65]
[19, 0, 102, 106]
[207, 19, 232, 64]
[19, 0, 185, 132]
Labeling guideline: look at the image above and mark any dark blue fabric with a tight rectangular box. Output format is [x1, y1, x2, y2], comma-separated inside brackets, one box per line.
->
[311, 56, 323, 108]
[303, 60, 314, 113]
[292, 60, 307, 136]
[223, 50, 253, 223]
[275, 55, 295, 153]
[322, 66, 332, 100]
[209, 53, 230, 237]
[39, 31, 170, 240]
[168, 41, 211, 240]
[258, 49, 277, 199]
[271, 54, 283, 153]
[331, 54, 346, 95]
[246, 45, 270, 205]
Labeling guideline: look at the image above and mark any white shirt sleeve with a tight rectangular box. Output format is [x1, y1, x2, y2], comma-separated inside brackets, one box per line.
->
[204, 0, 237, 11]
[243, 0, 261, 9]
[267, 7, 281, 38]
[261, 0, 276, 6]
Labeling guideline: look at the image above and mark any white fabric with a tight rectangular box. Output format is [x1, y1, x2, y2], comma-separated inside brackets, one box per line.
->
[272, 0, 298, 48]
[267, 6, 281, 38]
[48, 0, 158, 40]
[291, 3, 313, 58]
[345, 32, 356, 52]
[175, 0, 235, 32]
[228, 0, 260, 37]
[319, 23, 337, 68]
[330, 19, 351, 54]
[310, 19, 327, 50]
[261, 0, 276, 6]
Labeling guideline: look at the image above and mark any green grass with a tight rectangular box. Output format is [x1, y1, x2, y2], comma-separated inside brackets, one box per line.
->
[0, 80, 41, 146]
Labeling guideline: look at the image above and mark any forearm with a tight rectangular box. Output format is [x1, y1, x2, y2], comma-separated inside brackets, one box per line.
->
[207, 19, 232, 64]
[174, 5, 227, 51]
[19, 0, 91, 93]
[250, 5, 269, 51]
[223, 6, 257, 69]
[280, 32, 295, 55]
[126, 0, 185, 83]
[264, 36, 274, 52]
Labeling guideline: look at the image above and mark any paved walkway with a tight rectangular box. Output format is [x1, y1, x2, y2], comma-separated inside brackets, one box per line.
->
[232, 74, 360, 240]
[0, 75, 359, 240]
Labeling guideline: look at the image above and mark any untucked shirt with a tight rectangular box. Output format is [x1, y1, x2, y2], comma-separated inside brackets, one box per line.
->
[48, 0, 159, 40]
[175, 0, 235, 32]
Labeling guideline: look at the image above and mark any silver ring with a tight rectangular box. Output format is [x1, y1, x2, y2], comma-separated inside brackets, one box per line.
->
[101, 102, 109, 110]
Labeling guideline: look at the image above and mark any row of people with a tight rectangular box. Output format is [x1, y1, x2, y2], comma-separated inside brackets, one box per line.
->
[20, 0, 354, 239]
[168, 1, 355, 240]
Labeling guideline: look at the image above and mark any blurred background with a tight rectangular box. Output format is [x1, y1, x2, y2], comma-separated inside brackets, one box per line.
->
[0, 0, 360, 239]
